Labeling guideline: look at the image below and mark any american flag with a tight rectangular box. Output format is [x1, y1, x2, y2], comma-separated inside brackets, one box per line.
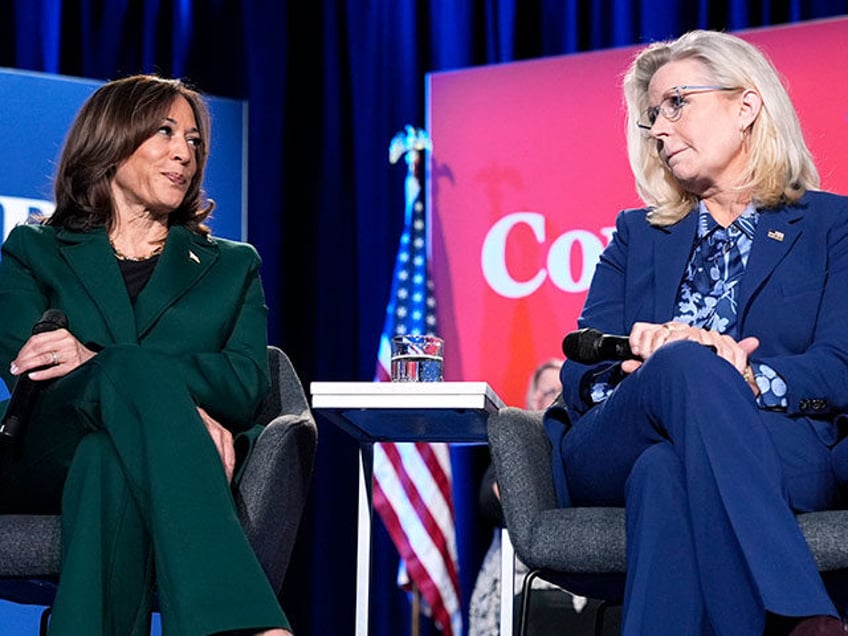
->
[372, 126, 462, 636]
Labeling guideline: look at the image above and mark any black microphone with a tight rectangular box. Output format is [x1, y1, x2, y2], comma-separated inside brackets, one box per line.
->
[0, 309, 68, 442]
[562, 327, 633, 364]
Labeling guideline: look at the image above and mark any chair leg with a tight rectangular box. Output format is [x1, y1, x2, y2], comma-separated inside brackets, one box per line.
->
[518, 569, 544, 636]
[593, 600, 610, 636]
[39, 606, 52, 636]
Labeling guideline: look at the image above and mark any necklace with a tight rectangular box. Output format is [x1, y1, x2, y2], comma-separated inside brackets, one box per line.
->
[110, 240, 164, 262]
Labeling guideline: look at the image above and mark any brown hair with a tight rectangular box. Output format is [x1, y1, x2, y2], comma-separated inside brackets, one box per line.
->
[47, 74, 213, 235]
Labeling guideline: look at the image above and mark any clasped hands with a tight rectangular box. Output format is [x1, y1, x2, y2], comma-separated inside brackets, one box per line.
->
[624, 321, 760, 395]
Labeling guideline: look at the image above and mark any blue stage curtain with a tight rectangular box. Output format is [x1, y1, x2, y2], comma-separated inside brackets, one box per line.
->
[2, 1, 846, 634]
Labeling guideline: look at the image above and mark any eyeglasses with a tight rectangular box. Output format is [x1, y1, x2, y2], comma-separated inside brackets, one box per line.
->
[637, 85, 739, 132]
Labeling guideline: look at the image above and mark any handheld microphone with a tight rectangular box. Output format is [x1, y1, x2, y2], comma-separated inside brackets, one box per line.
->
[0, 309, 69, 442]
[562, 327, 633, 364]
[562, 325, 718, 364]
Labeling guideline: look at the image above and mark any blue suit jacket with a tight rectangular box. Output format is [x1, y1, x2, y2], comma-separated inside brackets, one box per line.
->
[561, 190, 848, 447]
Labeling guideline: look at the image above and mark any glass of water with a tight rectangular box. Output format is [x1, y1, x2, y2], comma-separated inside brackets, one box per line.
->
[390, 334, 444, 382]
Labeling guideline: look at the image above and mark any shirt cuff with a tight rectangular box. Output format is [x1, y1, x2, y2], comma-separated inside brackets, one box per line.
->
[585, 364, 624, 405]
[751, 362, 788, 410]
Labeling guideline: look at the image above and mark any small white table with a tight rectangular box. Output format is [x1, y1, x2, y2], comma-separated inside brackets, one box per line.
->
[310, 381, 511, 636]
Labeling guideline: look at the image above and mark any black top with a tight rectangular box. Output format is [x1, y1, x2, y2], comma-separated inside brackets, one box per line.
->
[116, 255, 159, 304]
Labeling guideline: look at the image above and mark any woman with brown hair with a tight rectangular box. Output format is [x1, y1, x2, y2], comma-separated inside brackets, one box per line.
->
[0, 75, 292, 635]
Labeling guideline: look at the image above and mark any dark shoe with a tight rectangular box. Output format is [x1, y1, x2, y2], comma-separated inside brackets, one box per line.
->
[789, 616, 846, 636]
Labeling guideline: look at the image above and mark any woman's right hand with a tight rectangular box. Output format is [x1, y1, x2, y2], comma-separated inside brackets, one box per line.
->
[9, 329, 97, 381]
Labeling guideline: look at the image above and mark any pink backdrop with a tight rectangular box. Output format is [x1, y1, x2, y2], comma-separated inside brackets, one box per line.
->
[427, 17, 848, 407]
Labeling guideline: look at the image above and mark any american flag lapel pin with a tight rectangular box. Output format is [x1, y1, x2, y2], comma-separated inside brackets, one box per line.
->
[767, 230, 784, 242]
[188, 250, 200, 263]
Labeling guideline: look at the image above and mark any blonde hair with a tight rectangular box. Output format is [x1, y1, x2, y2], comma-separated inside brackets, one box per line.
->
[623, 30, 819, 226]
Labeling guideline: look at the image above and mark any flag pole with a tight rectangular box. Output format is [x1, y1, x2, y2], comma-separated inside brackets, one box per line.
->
[391, 126, 430, 636]
[374, 125, 462, 636]
[411, 584, 421, 636]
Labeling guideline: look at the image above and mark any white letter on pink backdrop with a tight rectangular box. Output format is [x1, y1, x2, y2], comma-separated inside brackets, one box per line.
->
[481, 211, 615, 299]
[481, 212, 547, 299]
[547, 229, 604, 293]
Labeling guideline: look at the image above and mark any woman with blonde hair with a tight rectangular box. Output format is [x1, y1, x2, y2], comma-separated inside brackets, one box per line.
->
[548, 30, 848, 635]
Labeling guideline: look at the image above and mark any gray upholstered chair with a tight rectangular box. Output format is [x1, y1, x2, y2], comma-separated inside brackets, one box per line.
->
[0, 345, 317, 634]
[488, 406, 848, 636]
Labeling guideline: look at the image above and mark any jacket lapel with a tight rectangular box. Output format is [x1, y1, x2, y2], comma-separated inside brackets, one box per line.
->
[133, 225, 218, 339]
[737, 202, 805, 326]
[57, 228, 137, 343]
[652, 210, 698, 322]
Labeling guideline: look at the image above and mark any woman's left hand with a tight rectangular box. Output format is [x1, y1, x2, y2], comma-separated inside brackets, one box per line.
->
[9, 328, 97, 381]
[197, 406, 236, 483]
[622, 321, 760, 376]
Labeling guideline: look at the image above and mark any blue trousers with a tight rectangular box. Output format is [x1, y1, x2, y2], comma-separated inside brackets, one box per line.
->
[561, 341, 838, 635]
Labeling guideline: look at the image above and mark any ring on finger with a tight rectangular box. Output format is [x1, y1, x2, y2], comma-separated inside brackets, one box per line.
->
[50, 351, 59, 366]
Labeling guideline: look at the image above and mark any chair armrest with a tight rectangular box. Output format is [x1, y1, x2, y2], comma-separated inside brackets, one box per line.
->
[255, 346, 311, 428]
[797, 510, 848, 572]
[235, 413, 317, 594]
[0, 515, 61, 577]
[487, 408, 558, 559]
[488, 407, 628, 574]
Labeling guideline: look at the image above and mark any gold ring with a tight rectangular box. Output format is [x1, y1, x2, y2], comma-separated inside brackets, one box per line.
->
[51, 351, 59, 366]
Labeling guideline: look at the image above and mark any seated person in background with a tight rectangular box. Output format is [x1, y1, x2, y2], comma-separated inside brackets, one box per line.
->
[0, 75, 292, 635]
[525, 360, 564, 414]
[469, 359, 587, 634]
[547, 30, 848, 636]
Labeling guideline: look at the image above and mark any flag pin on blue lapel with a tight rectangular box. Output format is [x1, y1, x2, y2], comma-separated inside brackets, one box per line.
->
[767, 230, 784, 241]
[188, 250, 200, 263]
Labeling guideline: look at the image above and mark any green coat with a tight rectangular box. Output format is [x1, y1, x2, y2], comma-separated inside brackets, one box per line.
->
[0, 223, 270, 431]
[0, 223, 288, 636]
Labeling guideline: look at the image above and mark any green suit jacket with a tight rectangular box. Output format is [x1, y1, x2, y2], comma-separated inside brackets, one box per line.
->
[0, 224, 290, 632]
[0, 223, 270, 432]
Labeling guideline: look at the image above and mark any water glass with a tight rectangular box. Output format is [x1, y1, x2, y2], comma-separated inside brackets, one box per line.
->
[390, 335, 444, 382]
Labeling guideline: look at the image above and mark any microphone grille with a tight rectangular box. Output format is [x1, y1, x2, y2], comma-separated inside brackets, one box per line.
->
[562, 328, 603, 363]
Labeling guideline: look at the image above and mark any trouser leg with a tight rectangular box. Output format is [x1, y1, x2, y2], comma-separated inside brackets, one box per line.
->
[563, 341, 837, 633]
[622, 443, 708, 636]
[49, 432, 154, 636]
[3, 344, 288, 635]
[87, 346, 287, 635]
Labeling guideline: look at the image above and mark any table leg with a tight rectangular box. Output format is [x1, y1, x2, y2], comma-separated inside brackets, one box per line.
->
[500, 527, 514, 636]
[355, 445, 373, 636]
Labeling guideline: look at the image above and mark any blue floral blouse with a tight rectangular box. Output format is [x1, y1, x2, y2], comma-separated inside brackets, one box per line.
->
[589, 201, 787, 409]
